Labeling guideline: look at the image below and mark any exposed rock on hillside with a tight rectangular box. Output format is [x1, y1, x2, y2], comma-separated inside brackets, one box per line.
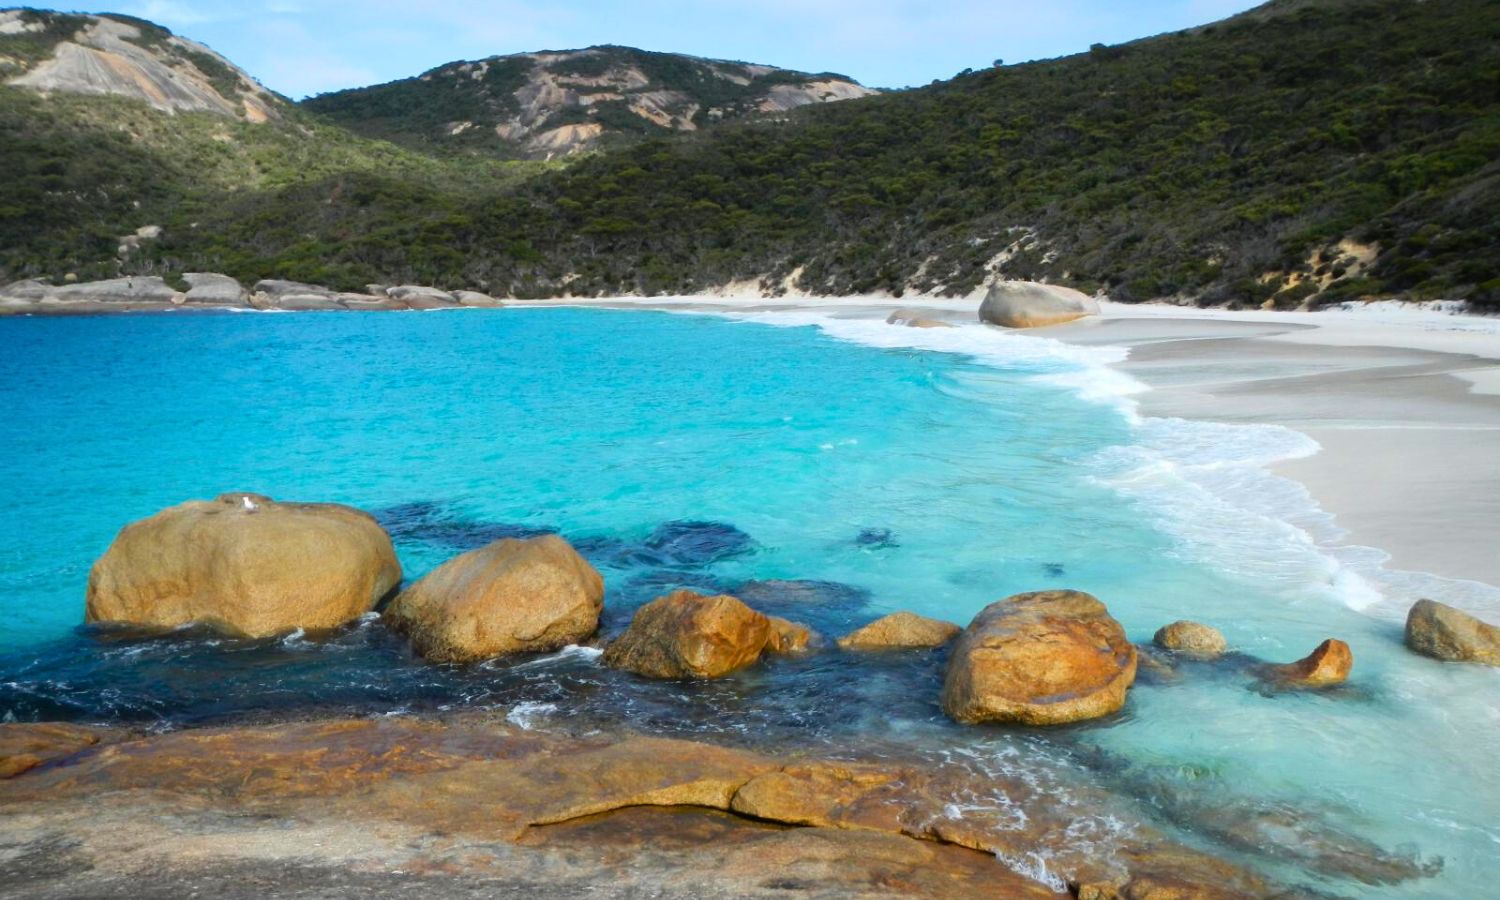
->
[2, 10, 279, 121]
[303, 45, 877, 159]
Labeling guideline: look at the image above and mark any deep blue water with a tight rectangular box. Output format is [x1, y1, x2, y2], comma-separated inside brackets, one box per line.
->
[0, 307, 1494, 896]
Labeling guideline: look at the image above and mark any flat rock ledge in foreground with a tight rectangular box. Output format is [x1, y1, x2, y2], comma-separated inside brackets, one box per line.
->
[0, 716, 1287, 899]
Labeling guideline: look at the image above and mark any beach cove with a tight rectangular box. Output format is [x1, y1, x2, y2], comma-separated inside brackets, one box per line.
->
[1, 299, 1498, 898]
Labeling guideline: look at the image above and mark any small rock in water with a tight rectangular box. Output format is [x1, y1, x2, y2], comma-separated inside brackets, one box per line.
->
[372, 500, 556, 551]
[641, 520, 757, 567]
[837, 611, 960, 650]
[765, 616, 816, 655]
[854, 527, 898, 548]
[1153, 620, 1228, 660]
[1256, 639, 1353, 689]
[1404, 599, 1500, 666]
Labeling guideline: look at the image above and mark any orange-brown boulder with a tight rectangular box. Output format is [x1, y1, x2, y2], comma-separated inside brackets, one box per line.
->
[765, 616, 815, 654]
[383, 535, 603, 663]
[1258, 638, 1352, 688]
[837, 611, 960, 650]
[603, 590, 771, 678]
[86, 493, 400, 638]
[1152, 620, 1228, 659]
[1405, 599, 1500, 666]
[941, 590, 1137, 725]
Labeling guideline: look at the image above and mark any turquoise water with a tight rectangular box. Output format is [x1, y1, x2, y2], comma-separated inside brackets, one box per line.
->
[0, 307, 1495, 895]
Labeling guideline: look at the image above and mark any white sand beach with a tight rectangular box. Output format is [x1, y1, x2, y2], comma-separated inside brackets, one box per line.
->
[529, 293, 1500, 612]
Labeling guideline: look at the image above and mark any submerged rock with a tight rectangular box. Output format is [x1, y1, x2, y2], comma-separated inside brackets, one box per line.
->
[885, 308, 953, 328]
[1404, 599, 1500, 666]
[1256, 639, 1353, 689]
[1152, 620, 1228, 660]
[604, 590, 771, 678]
[384, 535, 603, 664]
[642, 520, 756, 567]
[837, 611, 960, 650]
[86, 493, 401, 638]
[942, 590, 1137, 726]
[978, 281, 1100, 328]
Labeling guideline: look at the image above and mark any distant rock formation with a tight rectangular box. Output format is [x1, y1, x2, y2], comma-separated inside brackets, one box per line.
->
[0, 275, 504, 314]
[2, 10, 280, 121]
[304, 45, 878, 159]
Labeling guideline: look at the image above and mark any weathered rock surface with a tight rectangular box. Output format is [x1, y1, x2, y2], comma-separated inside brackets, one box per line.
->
[86, 492, 401, 638]
[978, 281, 1100, 328]
[1257, 638, 1353, 688]
[182, 272, 248, 306]
[1404, 599, 1500, 666]
[383, 535, 604, 663]
[942, 590, 1137, 725]
[604, 590, 772, 678]
[0, 715, 1425, 898]
[453, 290, 505, 307]
[250, 279, 344, 310]
[764, 616, 814, 654]
[0, 276, 185, 313]
[1152, 620, 1228, 659]
[335, 292, 407, 311]
[885, 308, 954, 328]
[387, 285, 459, 308]
[0, 722, 109, 779]
[7, 13, 279, 121]
[837, 611, 961, 650]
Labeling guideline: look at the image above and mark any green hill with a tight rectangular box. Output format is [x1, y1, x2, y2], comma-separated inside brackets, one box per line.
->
[4, 0, 1498, 308]
[301, 45, 876, 160]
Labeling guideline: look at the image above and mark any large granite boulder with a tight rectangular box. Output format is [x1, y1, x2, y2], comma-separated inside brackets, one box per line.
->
[978, 281, 1099, 328]
[604, 590, 772, 678]
[837, 611, 960, 650]
[885, 308, 953, 328]
[1152, 620, 1227, 660]
[941, 590, 1137, 725]
[453, 290, 504, 307]
[86, 493, 401, 638]
[250, 280, 344, 310]
[1257, 639, 1353, 689]
[387, 285, 459, 308]
[182, 272, 248, 307]
[384, 535, 604, 664]
[1404, 599, 1500, 666]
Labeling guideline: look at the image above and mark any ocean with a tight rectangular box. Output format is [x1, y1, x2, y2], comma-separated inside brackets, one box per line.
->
[0, 306, 1494, 895]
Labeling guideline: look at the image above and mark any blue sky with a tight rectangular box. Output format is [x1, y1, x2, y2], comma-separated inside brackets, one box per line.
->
[109, 0, 1262, 98]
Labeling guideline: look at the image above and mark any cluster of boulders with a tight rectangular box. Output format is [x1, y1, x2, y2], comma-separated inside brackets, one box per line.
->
[85, 494, 1500, 731]
[0, 276, 504, 315]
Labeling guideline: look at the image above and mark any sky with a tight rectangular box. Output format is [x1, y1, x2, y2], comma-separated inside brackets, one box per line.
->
[107, 0, 1263, 99]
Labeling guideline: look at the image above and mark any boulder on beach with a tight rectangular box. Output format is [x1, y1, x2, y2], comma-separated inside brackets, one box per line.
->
[1257, 639, 1353, 688]
[604, 590, 772, 678]
[885, 308, 953, 328]
[387, 285, 459, 308]
[384, 535, 604, 664]
[453, 290, 505, 307]
[1404, 599, 1500, 666]
[86, 493, 401, 638]
[1153, 620, 1228, 659]
[837, 611, 960, 650]
[182, 273, 249, 307]
[978, 281, 1099, 328]
[337, 293, 409, 311]
[941, 590, 1137, 726]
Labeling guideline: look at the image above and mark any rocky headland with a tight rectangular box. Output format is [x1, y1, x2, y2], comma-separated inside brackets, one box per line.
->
[0, 276, 505, 315]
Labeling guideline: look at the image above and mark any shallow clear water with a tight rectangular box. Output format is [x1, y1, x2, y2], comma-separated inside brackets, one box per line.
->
[0, 307, 1495, 895]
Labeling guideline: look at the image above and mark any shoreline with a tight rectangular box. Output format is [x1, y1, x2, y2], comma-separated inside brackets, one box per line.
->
[521, 293, 1500, 616]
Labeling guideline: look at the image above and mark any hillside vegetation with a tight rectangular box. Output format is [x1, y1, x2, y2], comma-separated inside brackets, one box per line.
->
[4, 0, 1497, 308]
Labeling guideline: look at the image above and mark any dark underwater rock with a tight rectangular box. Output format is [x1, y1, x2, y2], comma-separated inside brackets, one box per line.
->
[641, 520, 757, 567]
